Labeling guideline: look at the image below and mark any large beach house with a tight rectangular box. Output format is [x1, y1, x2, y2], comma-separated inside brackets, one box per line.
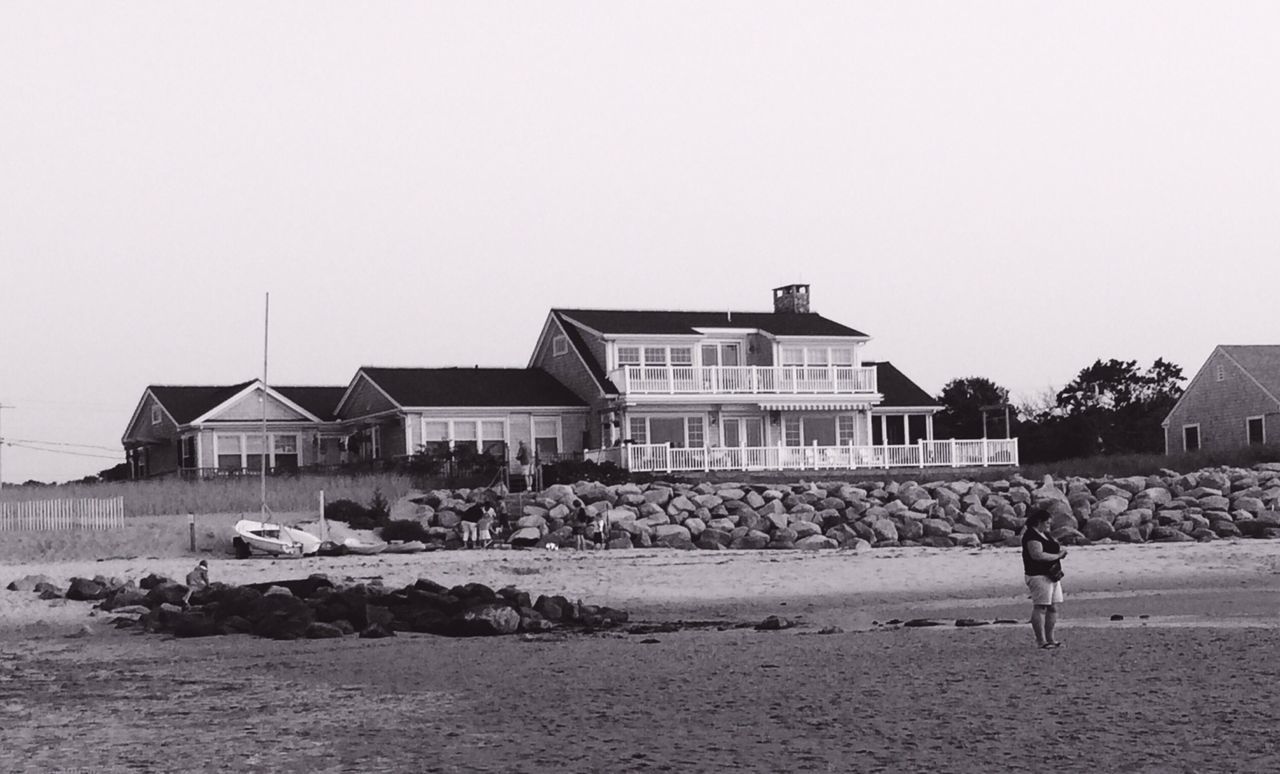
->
[122, 284, 1018, 479]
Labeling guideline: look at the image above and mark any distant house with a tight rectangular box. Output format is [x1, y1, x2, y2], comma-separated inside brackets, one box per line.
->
[1162, 345, 1280, 454]
[123, 284, 1017, 479]
[120, 380, 345, 479]
[334, 367, 589, 466]
[527, 284, 1004, 473]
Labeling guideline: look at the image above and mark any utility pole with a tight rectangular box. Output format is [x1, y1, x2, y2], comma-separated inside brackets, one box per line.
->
[0, 404, 13, 491]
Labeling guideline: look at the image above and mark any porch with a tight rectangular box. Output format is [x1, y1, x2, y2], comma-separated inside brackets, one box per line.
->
[585, 438, 1019, 473]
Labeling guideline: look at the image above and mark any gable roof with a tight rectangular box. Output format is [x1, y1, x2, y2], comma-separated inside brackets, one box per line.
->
[553, 311, 619, 395]
[148, 381, 345, 425]
[866, 361, 940, 408]
[274, 386, 347, 422]
[358, 367, 587, 408]
[149, 381, 257, 424]
[554, 309, 867, 337]
[1162, 345, 1280, 428]
[1219, 345, 1280, 405]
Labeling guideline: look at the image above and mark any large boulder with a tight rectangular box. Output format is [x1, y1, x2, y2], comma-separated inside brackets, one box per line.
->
[729, 530, 770, 550]
[6, 574, 53, 592]
[1082, 517, 1115, 542]
[248, 594, 315, 640]
[66, 577, 109, 601]
[795, 535, 838, 551]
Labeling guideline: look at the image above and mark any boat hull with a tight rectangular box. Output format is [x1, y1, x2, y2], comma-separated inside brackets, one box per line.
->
[234, 520, 321, 557]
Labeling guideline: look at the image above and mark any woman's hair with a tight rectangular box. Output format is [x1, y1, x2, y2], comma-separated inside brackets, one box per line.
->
[1025, 506, 1052, 527]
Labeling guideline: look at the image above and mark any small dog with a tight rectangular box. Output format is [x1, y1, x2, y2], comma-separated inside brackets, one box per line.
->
[544, 542, 559, 551]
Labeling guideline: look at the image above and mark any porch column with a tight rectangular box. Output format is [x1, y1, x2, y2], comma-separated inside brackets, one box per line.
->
[404, 416, 413, 457]
[926, 414, 934, 441]
[902, 414, 910, 443]
[879, 414, 888, 445]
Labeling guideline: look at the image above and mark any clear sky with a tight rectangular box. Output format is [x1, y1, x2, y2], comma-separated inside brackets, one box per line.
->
[2, 2, 1278, 484]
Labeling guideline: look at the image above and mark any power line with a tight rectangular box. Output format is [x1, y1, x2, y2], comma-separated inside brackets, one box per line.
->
[3, 438, 123, 452]
[2, 441, 124, 461]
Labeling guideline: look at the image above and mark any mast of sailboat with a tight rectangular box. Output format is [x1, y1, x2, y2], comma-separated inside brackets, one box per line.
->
[261, 292, 269, 522]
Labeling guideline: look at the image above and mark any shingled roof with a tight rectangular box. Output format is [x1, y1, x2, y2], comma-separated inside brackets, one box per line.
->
[866, 362, 940, 408]
[149, 381, 345, 424]
[149, 381, 257, 424]
[359, 367, 587, 407]
[554, 309, 867, 337]
[1219, 345, 1280, 404]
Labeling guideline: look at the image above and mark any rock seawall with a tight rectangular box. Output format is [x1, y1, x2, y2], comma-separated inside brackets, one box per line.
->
[397, 462, 1280, 550]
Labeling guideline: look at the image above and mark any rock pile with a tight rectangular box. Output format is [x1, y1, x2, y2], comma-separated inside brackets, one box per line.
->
[397, 462, 1280, 550]
[6, 573, 628, 640]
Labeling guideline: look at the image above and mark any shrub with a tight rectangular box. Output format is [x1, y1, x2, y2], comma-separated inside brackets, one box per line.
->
[380, 519, 430, 543]
[325, 498, 382, 530]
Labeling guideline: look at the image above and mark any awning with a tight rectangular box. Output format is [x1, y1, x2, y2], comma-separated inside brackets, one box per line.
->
[758, 402, 874, 411]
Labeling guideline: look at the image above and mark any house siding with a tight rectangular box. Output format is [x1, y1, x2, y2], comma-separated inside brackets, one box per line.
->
[338, 375, 398, 420]
[531, 317, 607, 406]
[217, 390, 311, 421]
[1164, 349, 1280, 453]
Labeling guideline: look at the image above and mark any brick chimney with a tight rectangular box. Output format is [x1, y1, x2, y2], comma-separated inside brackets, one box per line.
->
[772, 283, 811, 314]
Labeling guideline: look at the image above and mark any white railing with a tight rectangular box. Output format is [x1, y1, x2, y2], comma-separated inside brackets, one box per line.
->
[611, 438, 1019, 473]
[0, 496, 126, 531]
[612, 365, 877, 396]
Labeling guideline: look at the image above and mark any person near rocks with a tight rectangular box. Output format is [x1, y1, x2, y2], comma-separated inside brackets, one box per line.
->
[478, 503, 497, 548]
[183, 560, 209, 605]
[592, 508, 609, 550]
[574, 501, 591, 550]
[460, 505, 482, 549]
[1022, 506, 1067, 649]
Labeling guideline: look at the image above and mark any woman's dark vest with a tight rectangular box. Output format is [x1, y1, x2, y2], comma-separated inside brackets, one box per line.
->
[1022, 529, 1061, 577]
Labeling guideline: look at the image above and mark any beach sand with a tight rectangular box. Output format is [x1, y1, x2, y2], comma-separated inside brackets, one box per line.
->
[3, 539, 1280, 772]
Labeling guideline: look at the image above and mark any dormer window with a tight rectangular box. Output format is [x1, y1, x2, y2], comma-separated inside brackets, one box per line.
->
[552, 335, 568, 356]
[618, 346, 641, 366]
[151, 405, 161, 425]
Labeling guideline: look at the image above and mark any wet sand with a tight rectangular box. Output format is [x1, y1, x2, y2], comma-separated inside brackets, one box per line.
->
[3, 541, 1280, 772]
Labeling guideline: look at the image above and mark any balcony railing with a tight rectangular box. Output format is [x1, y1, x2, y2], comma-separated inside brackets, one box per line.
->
[612, 365, 877, 396]
[605, 438, 1018, 473]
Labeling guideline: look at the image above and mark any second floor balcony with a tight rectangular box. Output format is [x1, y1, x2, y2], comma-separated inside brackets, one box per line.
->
[611, 365, 878, 397]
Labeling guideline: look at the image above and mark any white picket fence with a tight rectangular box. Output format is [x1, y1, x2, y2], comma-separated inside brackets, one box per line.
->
[616, 438, 1020, 473]
[0, 496, 126, 531]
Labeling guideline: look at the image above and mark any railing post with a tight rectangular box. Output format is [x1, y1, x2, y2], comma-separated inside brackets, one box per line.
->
[982, 438, 989, 467]
[918, 439, 926, 468]
[950, 438, 956, 467]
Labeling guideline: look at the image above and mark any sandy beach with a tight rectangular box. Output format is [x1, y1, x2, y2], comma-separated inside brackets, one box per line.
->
[3, 540, 1280, 773]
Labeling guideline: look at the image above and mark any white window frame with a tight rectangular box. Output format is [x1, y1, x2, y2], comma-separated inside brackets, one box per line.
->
[778, 344, 858, 368]
[627, 414, 707, 447]
[213, 432, 297, 469]
[532, 416, 562, 454]
[1215, 364, 1226, 382]
[617, 346, 641, 366]
[1246, 416, 1266, 445]
[151, 405, 161, 425]
[418, 417, 510, 454]
[552, 335, 569, 356]
[1182, 423, 1201, 452]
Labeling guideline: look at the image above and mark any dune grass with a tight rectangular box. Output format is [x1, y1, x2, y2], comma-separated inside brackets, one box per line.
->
[0, 473, 419, 517]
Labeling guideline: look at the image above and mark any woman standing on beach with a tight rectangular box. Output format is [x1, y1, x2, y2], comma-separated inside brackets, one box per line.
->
[1022, 506, 1067, 649]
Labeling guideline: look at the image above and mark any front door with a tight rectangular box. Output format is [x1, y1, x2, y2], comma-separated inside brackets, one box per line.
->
[722, 417, 764, 447]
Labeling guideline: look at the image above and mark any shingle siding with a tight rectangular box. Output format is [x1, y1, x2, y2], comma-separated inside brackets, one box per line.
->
[531, 316, 612, 429]
[1164, 349, 1280, 453]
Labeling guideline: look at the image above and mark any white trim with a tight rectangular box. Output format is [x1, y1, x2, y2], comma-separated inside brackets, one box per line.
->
[1246, 415, 1266, 445]
[334, 370, 404, 419]
[552, 335, 569, 356]
[552, 312, 606, 340]
[189, 380, 326, 425]
[400, 405, 589, 412]
[531, 415, 563, 454]
[419, 416, 511, 454]
[1182, 423, 1201, 452]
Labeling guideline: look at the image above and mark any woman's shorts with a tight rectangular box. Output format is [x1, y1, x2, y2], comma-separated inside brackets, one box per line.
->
[1025, 575, 1063, 606]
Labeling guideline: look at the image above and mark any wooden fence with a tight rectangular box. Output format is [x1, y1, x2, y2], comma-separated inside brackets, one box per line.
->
[0, 497, 126, 531]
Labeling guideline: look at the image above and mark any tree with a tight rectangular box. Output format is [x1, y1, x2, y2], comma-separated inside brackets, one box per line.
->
[935, 377, 1012, 439]
[1027, 358, 1185, 459]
